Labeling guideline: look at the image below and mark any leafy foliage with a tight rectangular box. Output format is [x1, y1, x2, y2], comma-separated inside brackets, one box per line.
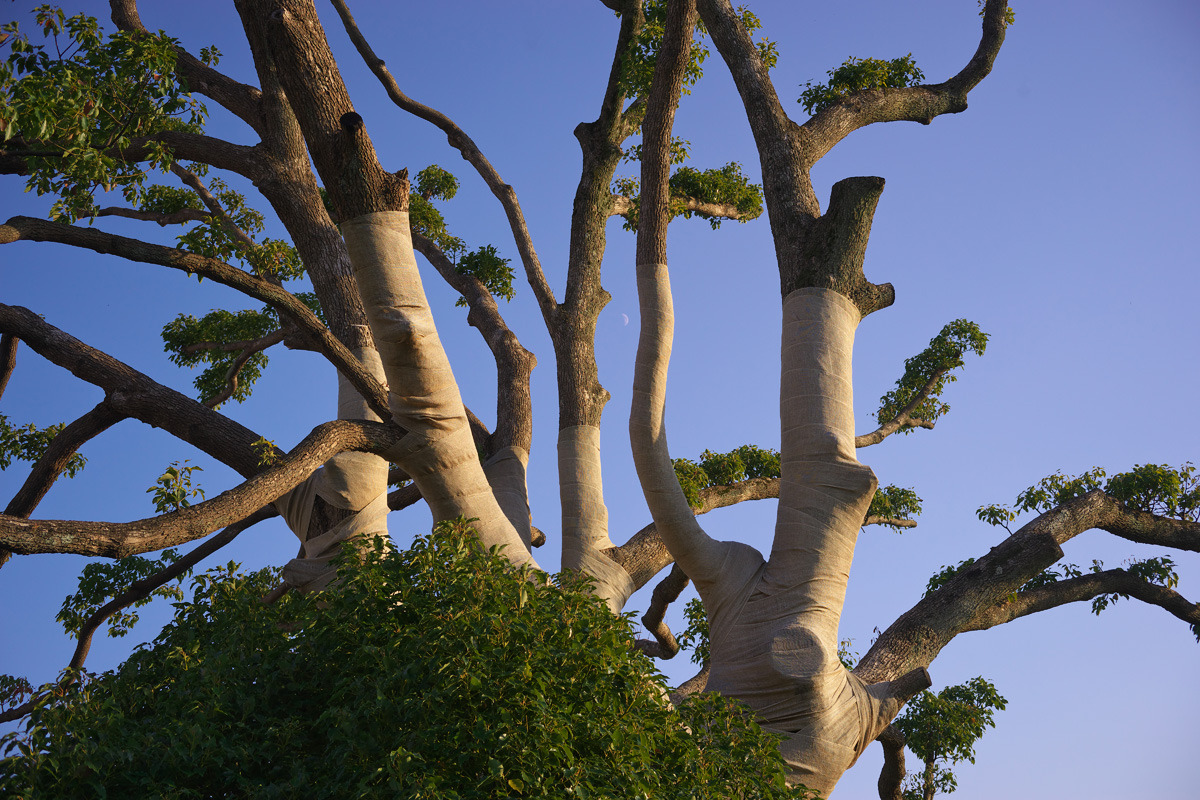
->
[415, 164, 459, 202]
[923, 559, 975, 598]
[978, 463, 1200, 529]
[876, 320, 988, 432]
[678, 597, 710, 666]
[0, 413, 86, 476]
[672, 444, 781, 509]
[161, 306, 280, 406]
[613, 162, 764, 231]
[165, 176, 305, 281]
[0, 7, 206, 220]
[145, 459, 203, 514]
[799, 54, 925, 116]
[0, 524, 813, 799]
[867, 485, 923, 530]
[0, 675, 33, 714]
[455, 244, 515, 307]
[894, 677, 1006, 800]
[55, 549, 187, 640]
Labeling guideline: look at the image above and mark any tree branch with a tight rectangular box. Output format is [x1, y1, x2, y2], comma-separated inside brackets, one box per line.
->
[93, 206, 210, 226]
[967, 569, 1200, 634]
[0, 419, 401, 558]
[5, 401, 125, 520]
[800, 0, 1009, 164]
[876, 725, 908, 800]
[411, 231, 536, 453]
[0, 333, 16, 400]
[857, 490, 1200, 683]
[200, 329, 286, 409]
[0, 303, 275, 479]
[326, 0, 557, 321]
[609, 193, 756, 223]
[634, 563, 690, 659]
[0, 216, 390, 420]
[170, 163, 259, 251]
[855, 363, 950, 447]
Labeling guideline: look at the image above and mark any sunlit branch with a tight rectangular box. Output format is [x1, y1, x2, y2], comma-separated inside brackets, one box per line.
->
[198, 329, 286, 409]
[94, 206, 209, 226]
[634, 563, 690, 659]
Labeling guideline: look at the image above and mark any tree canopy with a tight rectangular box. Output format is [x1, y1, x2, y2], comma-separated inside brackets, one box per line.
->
[0, 2, 1197, 798]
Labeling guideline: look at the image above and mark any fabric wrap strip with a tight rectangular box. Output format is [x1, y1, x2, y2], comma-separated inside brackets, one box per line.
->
[483, 446, 534, 549]
[559, 425, 633, 612]
[700, 288, 893, 797]
[275, 346, 391, 592]
[340, 211, 535, 569]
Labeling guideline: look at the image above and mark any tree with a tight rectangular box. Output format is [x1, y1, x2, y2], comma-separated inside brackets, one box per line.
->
[0, 2, 1197, 797]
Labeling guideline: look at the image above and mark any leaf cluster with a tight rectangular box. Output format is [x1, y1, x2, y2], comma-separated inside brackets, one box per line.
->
[672, 444, 781, 509]
[55, 548, 187, 640]
[164, 177, 305, 282]
[894, 677, 1006, 799]
[978, 463, 1200, 531]
[614, 162, 764, 231]
[0, 524, 812, 799]
[0, 413, 86, 476]
[798, 54, 925, 117]
[455, 244, 515, 308]
[160, 302, 300, 407]
[867, 485, 923, 530]
[677, 597, 709, 666]
[145, 459, 203, 514]
[0, 7, 206, 220]
[1089, 556, 1181, 618]
[876, 320, 987, 431]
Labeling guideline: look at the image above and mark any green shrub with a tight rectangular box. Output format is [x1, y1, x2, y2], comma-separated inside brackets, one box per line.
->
[1, 523, 810, 799]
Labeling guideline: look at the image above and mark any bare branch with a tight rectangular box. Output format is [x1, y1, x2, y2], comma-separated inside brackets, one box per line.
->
[93, 206, 210, 226]
[609, 193, 756, 223]
[0, 333, 15, 399]
[966, 569, 1200, 634]
[5, 401, 125, 520]
[609, 476, 779, 590]
[0, 216, 390, 420]
[0, 419, 401, 558]
[326, 0, 557, 320]
[634, 563, 690, 659]
[865, 516, 918, 530]
[876, 725, 908, 800]
[855, 363, 951, 447]
[668, 664, 710, 706]
[800, 0, 1010, 163]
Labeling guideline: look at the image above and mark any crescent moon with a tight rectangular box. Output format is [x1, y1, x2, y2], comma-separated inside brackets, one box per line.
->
[621, 313, 630, 326]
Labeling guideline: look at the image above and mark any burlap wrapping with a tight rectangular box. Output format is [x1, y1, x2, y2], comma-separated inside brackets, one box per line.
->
[558, 425, 633, 611]
[339, 211, 535, 569]
[275, 348, 391, 592]
[699, 289, 889, 797]
[483, 446, 534, 549]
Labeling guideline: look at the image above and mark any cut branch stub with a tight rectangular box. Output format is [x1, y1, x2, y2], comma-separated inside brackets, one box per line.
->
[791, 176, 894, 316]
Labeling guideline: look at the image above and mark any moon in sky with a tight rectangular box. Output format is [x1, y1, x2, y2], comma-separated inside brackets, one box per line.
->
[621, 313, 629, 326]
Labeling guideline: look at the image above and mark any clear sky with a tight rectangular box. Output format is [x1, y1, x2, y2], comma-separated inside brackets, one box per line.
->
[2, 2, 1198, 797]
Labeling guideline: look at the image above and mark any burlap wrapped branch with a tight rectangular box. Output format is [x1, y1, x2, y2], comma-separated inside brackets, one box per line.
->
[339, 211, 534, 568]
[559, 425, 634, 612]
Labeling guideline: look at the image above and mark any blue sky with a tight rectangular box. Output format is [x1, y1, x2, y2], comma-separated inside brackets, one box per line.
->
[2, 1, 1198, 797]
